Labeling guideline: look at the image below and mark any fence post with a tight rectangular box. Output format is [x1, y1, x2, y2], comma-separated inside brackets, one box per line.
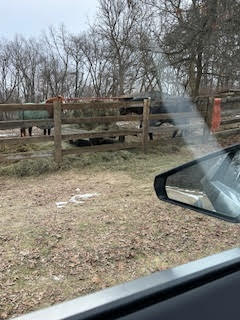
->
[53, 100, 62, 165]
[142, 98, 151, 153]
[203, 97, 213, 143]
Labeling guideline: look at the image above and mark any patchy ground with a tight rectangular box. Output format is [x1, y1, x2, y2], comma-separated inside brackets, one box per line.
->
[1, 136, 240, 319]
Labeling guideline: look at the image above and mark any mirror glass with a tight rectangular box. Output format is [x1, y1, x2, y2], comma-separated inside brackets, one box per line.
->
[166, 149, 240, 219]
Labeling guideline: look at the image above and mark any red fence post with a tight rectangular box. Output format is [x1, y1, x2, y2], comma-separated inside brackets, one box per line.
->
[210, 98, 222, 133]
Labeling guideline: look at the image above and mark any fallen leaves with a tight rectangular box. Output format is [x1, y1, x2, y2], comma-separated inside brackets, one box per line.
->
[1, 141, 240, 318]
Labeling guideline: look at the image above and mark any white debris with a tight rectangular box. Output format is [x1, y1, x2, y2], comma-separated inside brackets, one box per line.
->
[53, 275, 64, 281]
[77, 193, 99, 199]
[69, 195, 85, 204]
[20, 250, 30, 256]
[56, 201, 68, 208]
[56, 193, 99, 208]
[69, 193, 99, 204]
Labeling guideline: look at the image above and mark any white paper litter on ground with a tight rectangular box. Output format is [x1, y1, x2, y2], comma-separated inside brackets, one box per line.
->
[56, 192, 99, 208]
[68, 195, 85, 204]
[52, 275, 64, 281]
[56, 201, 68, 208]
[69, 193, 99, 203]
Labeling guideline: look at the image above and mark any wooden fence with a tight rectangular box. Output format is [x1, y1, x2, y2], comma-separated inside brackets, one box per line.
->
[0, 99, 152, 164]
[0, 95, 240, 165]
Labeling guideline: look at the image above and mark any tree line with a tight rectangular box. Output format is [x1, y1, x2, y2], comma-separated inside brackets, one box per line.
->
[0, 0, 239, 103]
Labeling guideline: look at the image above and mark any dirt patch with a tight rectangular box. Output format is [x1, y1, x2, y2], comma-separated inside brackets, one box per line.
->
[1, 137, 240, 319]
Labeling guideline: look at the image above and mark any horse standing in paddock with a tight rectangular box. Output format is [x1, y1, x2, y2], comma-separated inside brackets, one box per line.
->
[119, 93, 193, 141]
[20, 96, 64, 137]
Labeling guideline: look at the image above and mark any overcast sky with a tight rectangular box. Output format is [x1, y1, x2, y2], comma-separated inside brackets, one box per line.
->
[0, 0, 98, 40]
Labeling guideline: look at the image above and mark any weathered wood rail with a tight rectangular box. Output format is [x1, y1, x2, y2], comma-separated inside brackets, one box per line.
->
[0, 99, 152, 164]
[0, 94, 240, 165]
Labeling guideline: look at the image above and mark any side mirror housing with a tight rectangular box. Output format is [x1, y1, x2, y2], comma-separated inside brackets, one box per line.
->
[154, 144, 240, 223]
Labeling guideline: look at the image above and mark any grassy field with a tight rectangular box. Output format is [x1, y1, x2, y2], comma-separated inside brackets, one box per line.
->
[1, 136, 240, 319]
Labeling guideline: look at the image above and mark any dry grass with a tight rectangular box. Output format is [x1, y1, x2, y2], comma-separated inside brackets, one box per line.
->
[1, 136, 240, 319]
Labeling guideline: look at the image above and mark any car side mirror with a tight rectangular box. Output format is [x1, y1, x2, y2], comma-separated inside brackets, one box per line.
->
[154, 144, 240, 223]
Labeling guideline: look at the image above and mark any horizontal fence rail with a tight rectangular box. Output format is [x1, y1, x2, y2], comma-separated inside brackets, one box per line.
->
[0, 113, 200, 130]
[0, 95, 240, 164]
[0, 104, 53, 111]
[0, 99, 151, 164]
[0, 119, 54, 130]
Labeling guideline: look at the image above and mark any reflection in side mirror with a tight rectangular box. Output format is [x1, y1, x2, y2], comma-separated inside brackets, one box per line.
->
[154, 144, 240, 223]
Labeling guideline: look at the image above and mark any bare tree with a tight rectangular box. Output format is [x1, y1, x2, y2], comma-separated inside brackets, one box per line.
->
[0, 39, 19, 103]
[95, 0, 142, 95]
[41, 25, 70, 97]
[0, 0, 240, 103]
[8, 36, 44, 102]
[145, 0, 240, 96]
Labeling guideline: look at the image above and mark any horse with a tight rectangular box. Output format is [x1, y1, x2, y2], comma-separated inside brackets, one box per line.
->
[20, 96, 64, 137]
[119, 92, 193, 141]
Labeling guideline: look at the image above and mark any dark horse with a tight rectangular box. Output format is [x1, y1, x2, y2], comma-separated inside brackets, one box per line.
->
[119, 92, 193, 141]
